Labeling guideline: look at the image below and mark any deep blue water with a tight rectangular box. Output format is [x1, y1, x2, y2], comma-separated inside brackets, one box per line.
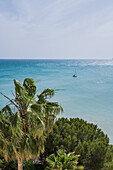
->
[0, 59, 113, 143]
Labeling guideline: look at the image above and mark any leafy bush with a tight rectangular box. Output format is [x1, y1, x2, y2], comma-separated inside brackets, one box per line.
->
[45, 149, 84, 170]
[45, 118, 109, 170]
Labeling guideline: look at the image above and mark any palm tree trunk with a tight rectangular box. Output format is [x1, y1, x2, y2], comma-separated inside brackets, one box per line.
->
[18, 158, 23, 170]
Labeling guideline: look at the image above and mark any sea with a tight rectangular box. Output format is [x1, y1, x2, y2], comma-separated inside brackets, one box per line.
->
[0, 59, 113, 143]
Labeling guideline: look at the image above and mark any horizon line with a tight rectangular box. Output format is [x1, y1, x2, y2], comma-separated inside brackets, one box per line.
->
[0, 58, 112, 60]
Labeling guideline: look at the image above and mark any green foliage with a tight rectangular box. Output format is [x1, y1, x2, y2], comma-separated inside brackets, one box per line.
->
[45, 118, 109, 170]
[0, 159, 44, 170]
[104, 145, 113, 163]
[36, 88, 63, 133]
[0, 158, 17, 170]
[101, 145, 113, 170]
[101, 162, 113, 170]
[0, 78, 62, 168]
[0, 106, 23, 161]
[45, 149, 83, 170]
[23, 159, 40, 170]
[23, 78, 36, 97]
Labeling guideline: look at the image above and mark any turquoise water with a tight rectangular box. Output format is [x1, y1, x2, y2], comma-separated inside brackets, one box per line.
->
[0, 59, 113, 143]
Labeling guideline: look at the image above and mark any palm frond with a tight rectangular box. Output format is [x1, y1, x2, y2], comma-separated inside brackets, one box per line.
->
[23, 78, 36, 97]
[37, 88, 55, 102]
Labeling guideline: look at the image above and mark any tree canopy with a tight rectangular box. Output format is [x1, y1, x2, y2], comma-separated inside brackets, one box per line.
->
[0, 78, 63, 170]
[45, 118, 109, 170]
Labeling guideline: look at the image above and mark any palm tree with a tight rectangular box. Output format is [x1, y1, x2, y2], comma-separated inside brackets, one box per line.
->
[0, 78, 63, 170]
[46, 149, 84, 170]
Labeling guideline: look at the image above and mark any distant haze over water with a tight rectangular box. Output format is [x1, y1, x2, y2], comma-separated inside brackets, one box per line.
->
[0, 59, 113, 143]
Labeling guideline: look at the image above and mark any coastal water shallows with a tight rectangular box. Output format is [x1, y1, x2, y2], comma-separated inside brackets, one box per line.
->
[0, 59, 113, 143]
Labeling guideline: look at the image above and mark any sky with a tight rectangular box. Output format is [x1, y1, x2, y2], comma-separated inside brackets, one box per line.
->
[0, 0, 113, 59]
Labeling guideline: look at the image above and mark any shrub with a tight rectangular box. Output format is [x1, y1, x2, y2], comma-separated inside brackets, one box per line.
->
[45, 118, 109, 170]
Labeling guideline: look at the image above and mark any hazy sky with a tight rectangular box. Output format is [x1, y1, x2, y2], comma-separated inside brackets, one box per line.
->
[0, 0, 113, 59]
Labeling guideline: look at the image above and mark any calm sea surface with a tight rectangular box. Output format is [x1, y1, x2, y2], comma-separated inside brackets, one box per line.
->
[0, 59, 113, 143]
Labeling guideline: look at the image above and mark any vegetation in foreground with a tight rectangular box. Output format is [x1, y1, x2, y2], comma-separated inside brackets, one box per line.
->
[45, 149, 84, 170]
[0, 78, 113, 170]
[44, 118, 109, 170]
[0, 78, 63, 170]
